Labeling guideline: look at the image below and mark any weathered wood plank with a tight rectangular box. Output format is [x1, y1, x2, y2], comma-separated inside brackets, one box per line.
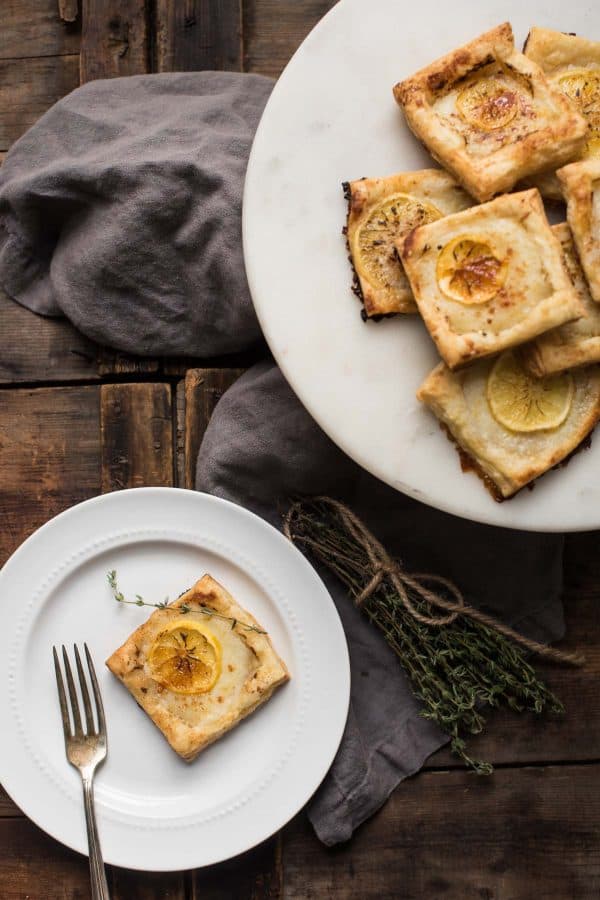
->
[0, 817, 92, 897]
[155, 0, 242, 72]
[191, 836, 282, 898]
[243, 0, 335, 77]
[0, 53, 79, 150]
[0, 290, 101, 384]
[111, 868, 186, 899]
[97, 349, 159, 377]
[58, 0, 79, 24]
[100, 383, 173, 491]
[0, 788, 21, 818]
[1, 0, 80, 60]
[282, 764, 600, 899]
[176, 368, 244, 488]
[80, 0, 149, 83]
[0, 385, 101, 565]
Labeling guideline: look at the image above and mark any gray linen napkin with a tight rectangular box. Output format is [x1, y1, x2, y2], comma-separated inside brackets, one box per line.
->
[0, 73, 565, 845]
[196, 362, 564, 845]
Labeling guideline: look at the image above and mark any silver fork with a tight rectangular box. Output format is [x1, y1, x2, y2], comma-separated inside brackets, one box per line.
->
[53, 644, 110, 900]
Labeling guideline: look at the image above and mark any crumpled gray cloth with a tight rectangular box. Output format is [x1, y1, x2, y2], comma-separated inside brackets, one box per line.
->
[0, 72, 565, 847]
[0, 71, 272, 356]
[197, 362, 565, 845]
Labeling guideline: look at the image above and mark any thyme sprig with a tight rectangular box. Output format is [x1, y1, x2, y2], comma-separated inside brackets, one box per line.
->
[285, 498, 564, 775]
[107, 570, 266, 634]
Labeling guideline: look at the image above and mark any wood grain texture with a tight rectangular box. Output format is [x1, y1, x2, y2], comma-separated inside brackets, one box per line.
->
[0, 817, 92, 897]
[156, 0, 242, 72]
[243, 0, 335, 77]
[282, 764, 600, 899]
[80, 0, 149, 83]
[177, 368, 244, 488]
[100, 383, 173, 491]
[110, 868, 186, 899]
[0, 290, 101, 384]
[97, 348, 159, 377]
[58, 0, 79, 24]
[1, 0, 80, 60]
[191, 836, 282, 898]
[0, 788, 21, 818]
[0, 53, 79, 150]
[0, 385, 101, 565]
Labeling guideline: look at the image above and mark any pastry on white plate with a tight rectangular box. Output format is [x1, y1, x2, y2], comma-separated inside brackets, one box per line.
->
[106, 574, 290, 761]
[398, 189, 584, 370]
[393, 23, 587, 202]
[557, 158, 600, 303]
[522, 223, 600, 376]
[523, 27, 600, 199]
[343, 169, 471, 318]
[417, 351, 600, 499]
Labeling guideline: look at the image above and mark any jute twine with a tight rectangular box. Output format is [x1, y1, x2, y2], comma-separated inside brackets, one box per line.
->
[283, 496, 584, 667]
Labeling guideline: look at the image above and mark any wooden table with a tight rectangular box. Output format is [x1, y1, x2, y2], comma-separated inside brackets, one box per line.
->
[1, 2, 600, 897]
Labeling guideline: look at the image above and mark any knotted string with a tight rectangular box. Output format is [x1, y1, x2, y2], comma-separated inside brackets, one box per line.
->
[283, 496, 584, 667]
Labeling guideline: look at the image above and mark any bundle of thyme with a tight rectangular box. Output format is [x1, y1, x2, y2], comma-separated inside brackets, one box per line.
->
[284, 497, 568, 774]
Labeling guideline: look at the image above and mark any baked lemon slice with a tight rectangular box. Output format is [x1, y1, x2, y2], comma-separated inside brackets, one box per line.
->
[487, 351, 574, 433]
[556, 69, 600, 156]
[149, 618, 221, 694]
[436, 235, 507, 304]
[355, 193, 441, 291]
[456, 77, 519, 131]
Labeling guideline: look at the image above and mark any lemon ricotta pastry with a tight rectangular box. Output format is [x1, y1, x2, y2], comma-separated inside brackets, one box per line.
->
[343, 169, 471, 318]
[522, 223, 600, 376]
[106, 574, 290, 761]
[523, 27, 600, 199]
[417, 351, 600, 499]
[398, 189, 584, 370]
[393, 23, 587, 202]
[557, 158, 600, 304]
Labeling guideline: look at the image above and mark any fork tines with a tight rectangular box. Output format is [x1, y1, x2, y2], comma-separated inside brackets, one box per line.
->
[53, 643, 106, 739]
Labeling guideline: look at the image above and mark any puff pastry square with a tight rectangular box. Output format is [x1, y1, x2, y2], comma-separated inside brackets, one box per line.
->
[399, 189, 584, 370]
[106, 575, 290, 761]
[557, 158, 600, 302]
[417, 355, 600, 498]
[522, 223, 600, 376]
[393, 23, 588, 202]
[524, 27, 600, 198]
[344, 169, 472, 317]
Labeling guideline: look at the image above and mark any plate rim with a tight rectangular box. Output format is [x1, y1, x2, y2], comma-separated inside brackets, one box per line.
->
[0, 486, 351, 870]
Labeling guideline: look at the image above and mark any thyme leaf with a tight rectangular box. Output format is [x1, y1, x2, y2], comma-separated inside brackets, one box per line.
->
[106, 570, 266, 634]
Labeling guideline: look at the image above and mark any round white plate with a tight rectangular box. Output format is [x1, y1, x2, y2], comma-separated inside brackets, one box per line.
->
[0, 488, 350, 871]
[243, 0, 600, 532]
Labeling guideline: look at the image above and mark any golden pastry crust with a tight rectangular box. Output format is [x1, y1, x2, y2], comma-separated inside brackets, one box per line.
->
[522, 223, 600, 376]
[417, 357, 600, 498]
[106, 574, 290, 762]
[398, 189, 584, 370]
[393, 23, 587, 202]
[523, 28, 600, 199]
[344, 169, 472, 317]
[557, 158, 600, 302]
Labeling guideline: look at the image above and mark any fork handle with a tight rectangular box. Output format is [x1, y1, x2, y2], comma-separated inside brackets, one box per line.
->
[82, 776, 110, 900]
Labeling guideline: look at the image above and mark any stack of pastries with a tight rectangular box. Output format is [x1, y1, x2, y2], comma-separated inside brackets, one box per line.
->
[344, 23, 600, 500]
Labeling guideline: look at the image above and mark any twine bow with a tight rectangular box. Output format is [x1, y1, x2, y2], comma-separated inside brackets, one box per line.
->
[284, 496, 583, 667]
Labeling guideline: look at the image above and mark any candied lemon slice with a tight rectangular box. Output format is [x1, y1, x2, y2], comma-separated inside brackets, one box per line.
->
[556, 69, 600, 156]
[355, 193, 441, 290]
[149, 617, 221, 694]
[556, 69, 600, 111]
[487, 351, 574, 433]
[456, 77, 519, 130]
[436, 235, 507, 304]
